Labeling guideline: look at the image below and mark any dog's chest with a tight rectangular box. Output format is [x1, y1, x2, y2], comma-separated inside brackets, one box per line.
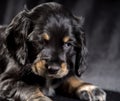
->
[41, 78, 60, 97]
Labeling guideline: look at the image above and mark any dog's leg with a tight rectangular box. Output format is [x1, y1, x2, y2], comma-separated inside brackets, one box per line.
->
[0, 74, 52, 101]
[26, 88, 53, 101]
[60, 76, 106, 101]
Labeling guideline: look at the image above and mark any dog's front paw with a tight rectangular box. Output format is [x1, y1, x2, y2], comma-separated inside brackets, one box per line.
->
[27, 91, 53, 101]
[76, 85, 106, 101]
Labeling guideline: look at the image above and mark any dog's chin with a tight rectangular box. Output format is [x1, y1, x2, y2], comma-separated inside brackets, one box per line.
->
[46, 71, 69, 79]
[32, 68, 69, 79]
[46, 74, 66, 79]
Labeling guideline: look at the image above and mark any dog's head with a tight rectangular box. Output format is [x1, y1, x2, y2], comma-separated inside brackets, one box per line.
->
[6, 2, 87, 78]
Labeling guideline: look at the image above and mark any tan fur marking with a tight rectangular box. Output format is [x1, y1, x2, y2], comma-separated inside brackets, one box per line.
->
[60, 63, 69, 76]
[42, 33, 50, 40]
[32, 60, 46, 76]
[35, 60, 46, 69]
[34, 88, 44, 97]
[77, 84, 96, 92]
[61, 63, 67, 71]
[27, 88, 44, 101]
[61, 76, 85, 94]
[51, 63, 68, 78]
[63, 76, 95, 96]
[67, 76, 84, 89]
[63, 36, 70, 43]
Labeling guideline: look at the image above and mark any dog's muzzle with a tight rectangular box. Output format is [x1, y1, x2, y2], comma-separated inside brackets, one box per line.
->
[32, 60, 69, 78]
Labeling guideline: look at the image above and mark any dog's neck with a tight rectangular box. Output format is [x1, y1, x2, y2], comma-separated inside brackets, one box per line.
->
[41, 75, 70, 97]
[42, 78, 56, 97]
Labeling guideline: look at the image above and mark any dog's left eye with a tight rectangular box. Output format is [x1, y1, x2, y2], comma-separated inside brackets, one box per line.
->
[63, 42, 72, 49]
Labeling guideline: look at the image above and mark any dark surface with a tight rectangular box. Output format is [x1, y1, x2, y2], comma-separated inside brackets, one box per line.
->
[105, 90, 120, 101]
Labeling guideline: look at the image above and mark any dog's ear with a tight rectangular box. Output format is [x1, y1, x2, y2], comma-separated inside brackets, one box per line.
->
[73, 16, 87, 77]
[6, 10, 32, 65]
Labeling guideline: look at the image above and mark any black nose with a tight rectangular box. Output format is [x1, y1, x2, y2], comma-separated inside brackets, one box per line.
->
[48, 65, 60, 74]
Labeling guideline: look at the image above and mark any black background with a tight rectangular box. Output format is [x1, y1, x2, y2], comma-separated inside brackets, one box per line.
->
[0, 0, 120, 101]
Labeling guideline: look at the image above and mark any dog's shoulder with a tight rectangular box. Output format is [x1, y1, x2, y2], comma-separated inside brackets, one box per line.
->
[0, 25, 6, 33]
[0, 25, 7, 41]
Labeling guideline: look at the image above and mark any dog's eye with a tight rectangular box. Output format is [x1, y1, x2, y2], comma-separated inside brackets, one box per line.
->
[63, 42, 72, 49]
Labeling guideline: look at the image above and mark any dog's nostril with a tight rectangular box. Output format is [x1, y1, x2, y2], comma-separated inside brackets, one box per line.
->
[48, 65, 60, 74]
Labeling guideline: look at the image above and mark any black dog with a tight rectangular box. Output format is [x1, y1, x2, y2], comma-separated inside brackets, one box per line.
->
[0, 2, 106, 101]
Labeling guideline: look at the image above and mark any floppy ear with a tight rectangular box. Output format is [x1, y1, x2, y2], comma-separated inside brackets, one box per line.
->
[74, 16, 88, 77]
[6, 10, 32, 65]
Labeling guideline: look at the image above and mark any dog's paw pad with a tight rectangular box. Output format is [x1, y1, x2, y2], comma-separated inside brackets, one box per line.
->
[77, 85, 106, 101]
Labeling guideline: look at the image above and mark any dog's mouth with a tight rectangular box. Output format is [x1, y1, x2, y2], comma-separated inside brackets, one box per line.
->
[32, 60, 69, 78]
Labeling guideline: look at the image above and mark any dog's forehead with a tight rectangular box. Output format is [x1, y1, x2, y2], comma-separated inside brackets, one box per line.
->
[43, 33, 68, 45]
[44, 17, 72, 37]
[29, 10, 75, 42]
[46, 15, 72, 29]
[45, 29, 71, 43]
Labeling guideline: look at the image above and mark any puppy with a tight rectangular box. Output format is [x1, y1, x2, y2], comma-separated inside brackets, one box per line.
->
[0, 2, 106, 101]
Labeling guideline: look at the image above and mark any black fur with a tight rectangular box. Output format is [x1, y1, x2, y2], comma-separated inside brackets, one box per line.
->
[0, 2, 87, 100]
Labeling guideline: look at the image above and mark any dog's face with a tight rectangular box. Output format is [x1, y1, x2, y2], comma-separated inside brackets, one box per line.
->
[28, 16, 75, 78]
[6, 2, 87, 78]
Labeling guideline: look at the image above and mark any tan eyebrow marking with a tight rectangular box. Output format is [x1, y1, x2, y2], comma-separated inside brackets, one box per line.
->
[42, 33, 50, 40]
[63, 36, 70, 43]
